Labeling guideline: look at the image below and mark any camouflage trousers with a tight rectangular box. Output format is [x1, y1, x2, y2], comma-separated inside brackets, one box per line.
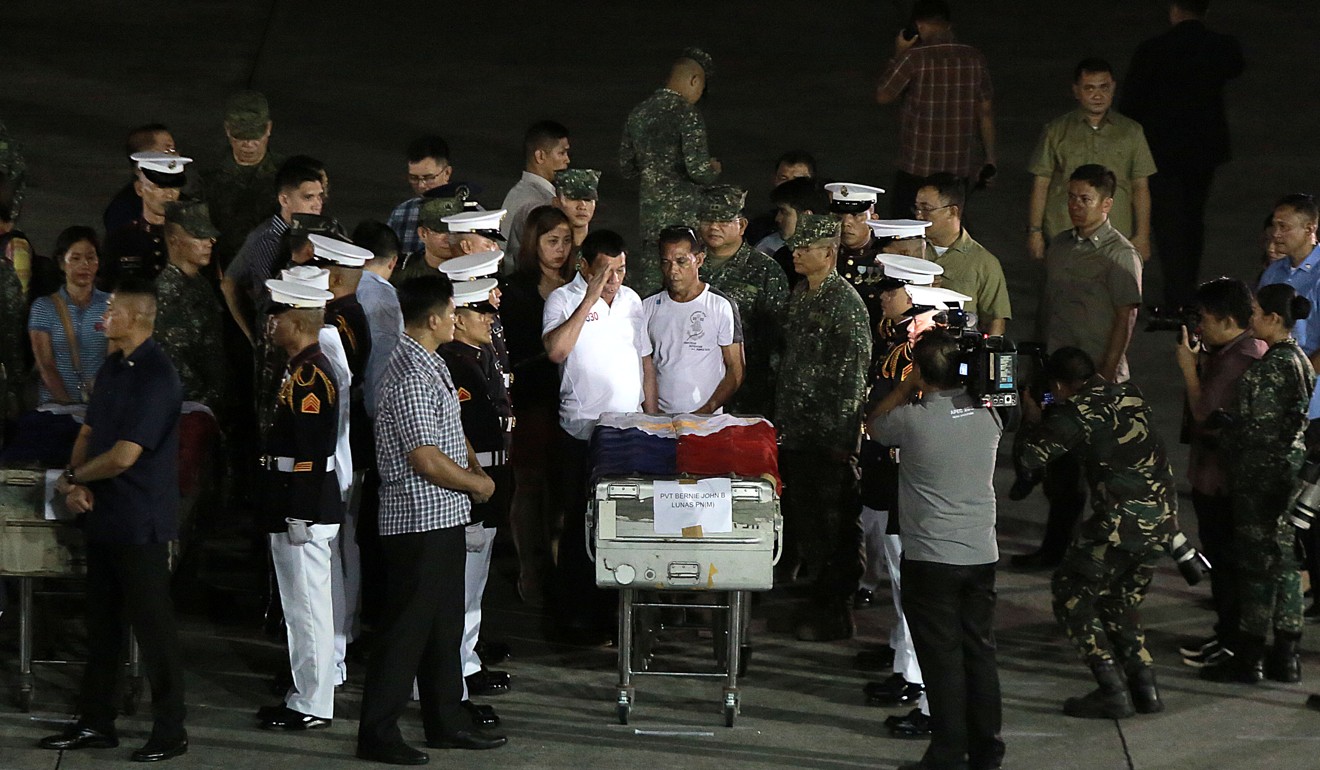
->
[254, 330, 288, 442]
[1051, 533, 1162, 668]
[1233, 488, 1303, 638]
[779, 450, 863, 601]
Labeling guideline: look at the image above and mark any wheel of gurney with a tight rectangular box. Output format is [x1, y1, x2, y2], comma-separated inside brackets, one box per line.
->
[616, 690, 632, 725]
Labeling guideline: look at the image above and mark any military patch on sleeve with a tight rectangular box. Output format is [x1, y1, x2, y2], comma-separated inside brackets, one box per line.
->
[457, 387, 471, 403]
[300, 393, 322, 414]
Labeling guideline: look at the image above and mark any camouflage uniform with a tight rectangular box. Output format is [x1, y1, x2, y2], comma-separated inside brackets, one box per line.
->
[776, 221, 872, 601]
[697, 186, 789, 419]
[200, 150, 284, 269]
[619, 88, 720, 295]
[389, 195, 466, 289]
[0, 120, 26, 218]
[0, 256, 23, 412]
[156, 263, 228, 409]
[1226, 339, 1314, 638]
[1017, 376, 1175, 669]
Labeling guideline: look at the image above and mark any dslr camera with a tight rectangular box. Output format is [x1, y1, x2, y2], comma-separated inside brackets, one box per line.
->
[1144, 304, 1201, 348]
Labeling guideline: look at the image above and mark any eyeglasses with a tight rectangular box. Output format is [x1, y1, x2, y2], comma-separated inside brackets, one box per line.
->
[911, 204, 953, 217]
[408, 172, 446, 186]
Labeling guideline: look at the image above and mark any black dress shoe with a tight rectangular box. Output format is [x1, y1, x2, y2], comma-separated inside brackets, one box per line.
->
[854, 588, 875, 609]
[38, 725, 119, 750]
[130, 734, 188, 762]
[356, 741, 429, 765]
[476, 639, 510, 666]
[425, 729, 507, 750]
[855, 645, 897, 671]
[257, 704, 331, 730]
[865, 673, 925, 707]
[1009, 550, 1062, 569]
[466, 668, 511, 696]
[887, 708, 933, 738]
[462, 700, 500, 728]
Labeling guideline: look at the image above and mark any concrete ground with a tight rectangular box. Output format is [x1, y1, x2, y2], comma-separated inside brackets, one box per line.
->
[3, 0, 1320, 767]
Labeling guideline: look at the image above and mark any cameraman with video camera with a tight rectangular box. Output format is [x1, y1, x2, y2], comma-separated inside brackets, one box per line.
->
[867, 329, 1005, 770]
[1016, 346, 1174, 720]
[1173, 278, 1265, 668]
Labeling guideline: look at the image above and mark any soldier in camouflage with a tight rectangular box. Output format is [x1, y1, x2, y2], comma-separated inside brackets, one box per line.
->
[1203, 283, 1315, 685]
[0, 120, 26, 220]
[156, 201, 229, 413]
[0, 255, 23, 417]
[200, 91, 285, 270]
[1017, 346, 1175, 720]
[696, 184, 788, 419]
[619, 47, 721, 297]
[552, 168, 600, 252]
[390, 195, 487, 287]
[775, 214, 872, 642]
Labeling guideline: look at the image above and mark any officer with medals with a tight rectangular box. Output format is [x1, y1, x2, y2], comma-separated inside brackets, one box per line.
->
[103, 151, 191, 288]
[437, 248, 515, 706]
[440, 210, 512, 375]
[439, 278, 514, 728]
[255, 277, 344, 731]
[823, 182, 888, 314]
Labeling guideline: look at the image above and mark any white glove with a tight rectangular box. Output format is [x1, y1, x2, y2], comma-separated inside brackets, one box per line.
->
[464, 522, 486, 553]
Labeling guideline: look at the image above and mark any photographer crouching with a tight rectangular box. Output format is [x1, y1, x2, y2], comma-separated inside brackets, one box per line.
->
[867, 329, 1005, 770]
[1016, 347, 1174, 720]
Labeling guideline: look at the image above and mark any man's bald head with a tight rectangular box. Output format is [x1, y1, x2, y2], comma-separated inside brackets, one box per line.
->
[666, 57, 707, 104]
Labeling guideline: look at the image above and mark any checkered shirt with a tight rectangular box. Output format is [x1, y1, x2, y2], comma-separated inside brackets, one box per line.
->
[386, 197, 423, 256]
[374, 333, 472, 534]
[876, 41, 993, 178]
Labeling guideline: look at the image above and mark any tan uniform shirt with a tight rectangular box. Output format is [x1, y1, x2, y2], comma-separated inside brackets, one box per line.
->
[924, 229, 1012, 322]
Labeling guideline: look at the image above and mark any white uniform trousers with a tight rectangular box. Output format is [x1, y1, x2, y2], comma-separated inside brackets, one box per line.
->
[460, 525, 497, 697]
[872, 508, 929, 715]
[271, 523, 340, 719]
[859, 505, 889, 591]
[331, 471, 365, 686]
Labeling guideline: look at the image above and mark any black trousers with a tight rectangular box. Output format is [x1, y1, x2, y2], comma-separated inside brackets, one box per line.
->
[1192, 491, 1239, 638]
[780, 450, 863, 601]
[79, 541, 185, 741]
[902, 558, 1005, 770]
[1150, 167, 1216, 307]
[357, 526, 469, 749]
[549, 429, 610, 629]
[1037, 451, 1086, 561]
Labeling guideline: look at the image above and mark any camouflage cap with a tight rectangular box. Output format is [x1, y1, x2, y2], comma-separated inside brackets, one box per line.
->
[785, 213, 840, 250]
[554, 168, 600, 201]
[683, 47, 713, 79]
[224, 90, 271, 140]
[698, 184, 747, 222]
[288, 213, 346, 240]
[164, 200, 219, 240]
[418, 195, 468, 230]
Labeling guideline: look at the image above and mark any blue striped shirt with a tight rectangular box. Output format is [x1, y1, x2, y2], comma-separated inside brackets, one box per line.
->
[27, 287, 110, 404]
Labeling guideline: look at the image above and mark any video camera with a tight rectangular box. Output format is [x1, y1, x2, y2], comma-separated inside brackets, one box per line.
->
[1144, 305, 1201, 348]
[935, 308, 1019, 409]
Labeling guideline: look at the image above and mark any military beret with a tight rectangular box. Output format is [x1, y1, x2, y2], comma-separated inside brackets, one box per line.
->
[683, 47, 714, 78]
[224, 90, 271, 140]
[163, 200, 219, 240]
[698, 184, 747, 222]
[554, 168, 600, 201]
[418, 196, 468, 230]
[785, 214, 841, 250]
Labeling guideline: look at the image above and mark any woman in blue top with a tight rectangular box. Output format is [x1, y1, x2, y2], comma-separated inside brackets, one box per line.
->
[28, 226, 110, 405]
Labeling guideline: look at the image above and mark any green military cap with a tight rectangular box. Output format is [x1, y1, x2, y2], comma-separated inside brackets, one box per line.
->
[785, 213, 840, 250]
[163, 199, 219, 239]
[554, 168, 600, 201]
[683, 47, 713, 78]
[224, 90, 271, 140]
[418, 196, 467, 230]
[698, 184, 747, 222]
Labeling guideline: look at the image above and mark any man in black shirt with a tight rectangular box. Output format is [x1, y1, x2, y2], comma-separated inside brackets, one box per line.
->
[41, 279, 188, 762]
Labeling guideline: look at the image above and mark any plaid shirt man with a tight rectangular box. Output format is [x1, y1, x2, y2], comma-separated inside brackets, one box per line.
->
[374, 333, 472, 535]
[386, 197, 424, 256]
[876, 38, 993, 178]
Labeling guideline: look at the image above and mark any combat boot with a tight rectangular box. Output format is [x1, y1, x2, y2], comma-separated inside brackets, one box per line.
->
[1063, 660, 1135, 719]
[1124, 661, 1164, 714]
[1200, 634, 1265, 684]
[1266, 630, 1303, 683]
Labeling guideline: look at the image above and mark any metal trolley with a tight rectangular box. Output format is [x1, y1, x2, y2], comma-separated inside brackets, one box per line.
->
[590, 475, 782, 727]
[1, 469, 143, 713]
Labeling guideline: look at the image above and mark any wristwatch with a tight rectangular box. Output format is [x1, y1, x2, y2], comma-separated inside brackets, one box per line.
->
[64, 466, 78, 486]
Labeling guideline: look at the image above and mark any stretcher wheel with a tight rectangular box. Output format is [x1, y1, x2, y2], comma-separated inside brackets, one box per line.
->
[616, 690, 632, 725]
[17, 688, 32, 713]
[123, 678, 144, 716]
[723, 691, 739, 728]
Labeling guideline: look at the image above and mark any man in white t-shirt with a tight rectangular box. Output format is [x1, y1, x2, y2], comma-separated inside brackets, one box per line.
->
[642, 226, 744, 414]
[541, 229, 646, 641]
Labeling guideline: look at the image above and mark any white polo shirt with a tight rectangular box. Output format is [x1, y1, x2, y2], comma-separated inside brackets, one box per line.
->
[543, 273, 647, 440]
[643, 285, 742, 413]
